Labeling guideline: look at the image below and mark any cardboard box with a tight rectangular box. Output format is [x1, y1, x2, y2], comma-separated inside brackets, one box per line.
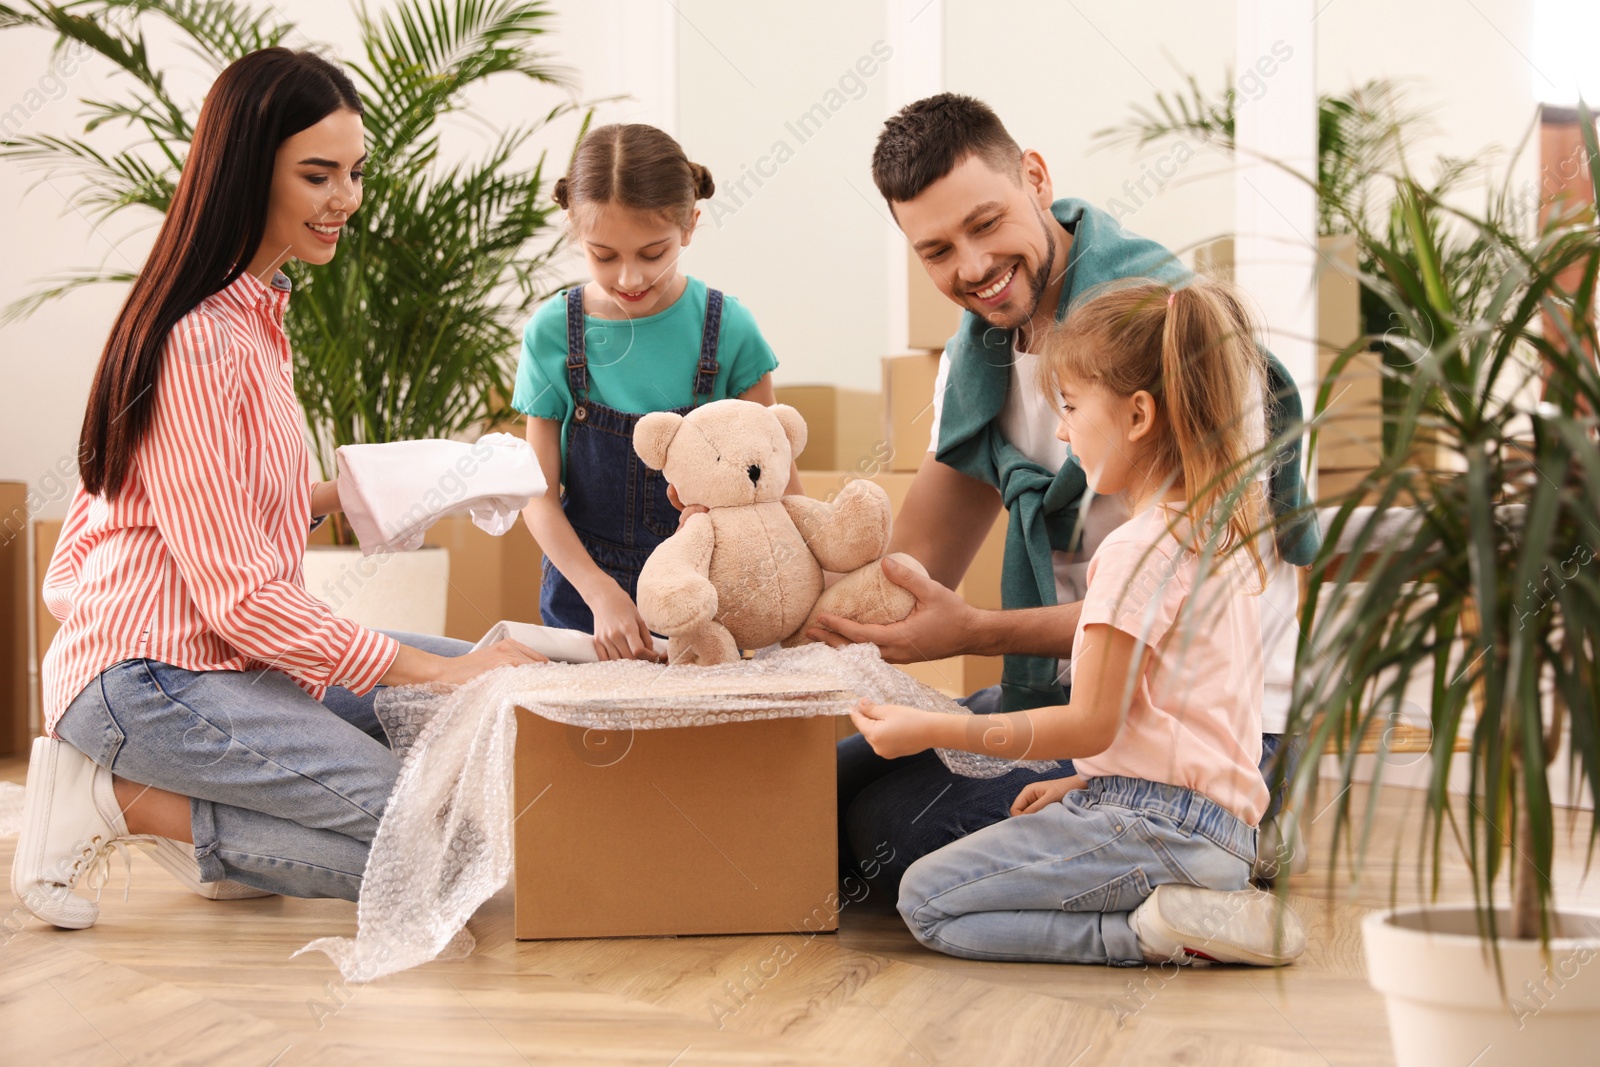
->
[800, 469, 1006, 701]
[773, 385, 886, 473]
[1314, 234, 1384, 502]
[32, 519, 62, 739]
[882, 353, 942, 472]
[907, 244, 963, 351]
[1, 485, 29, 754]
[513, 711, 838, 939]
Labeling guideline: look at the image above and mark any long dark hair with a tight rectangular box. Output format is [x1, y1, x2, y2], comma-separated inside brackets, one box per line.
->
[79, 48, 362, 499]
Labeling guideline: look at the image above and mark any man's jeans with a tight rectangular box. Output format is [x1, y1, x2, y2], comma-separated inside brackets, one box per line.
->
[839, 685, 1299, 895]
[54, 631, 470, 901]
[897, 775, 1256, 964]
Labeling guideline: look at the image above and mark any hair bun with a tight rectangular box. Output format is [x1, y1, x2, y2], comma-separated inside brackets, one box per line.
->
[552, 175, 570, 209]
[689, 162, 715, 200]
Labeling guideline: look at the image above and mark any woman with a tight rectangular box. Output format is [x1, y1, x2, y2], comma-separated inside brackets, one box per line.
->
[12, 48, 542, 928]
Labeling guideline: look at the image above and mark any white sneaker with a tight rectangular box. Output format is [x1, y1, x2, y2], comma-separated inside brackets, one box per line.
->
[1129, 884, 1306, 966]
[11, 737, 143, 929]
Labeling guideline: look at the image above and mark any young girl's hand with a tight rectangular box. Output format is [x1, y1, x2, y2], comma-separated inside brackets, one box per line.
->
[589, 579, 664, 662]
[666, 483, 708, 530]
[1009, 774, 1087, 816]
[848, 699, 940, 759]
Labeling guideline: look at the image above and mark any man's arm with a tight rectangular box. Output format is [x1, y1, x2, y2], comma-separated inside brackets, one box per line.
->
[890, 452, 1002, 590]
[968, 600, 1083, 659]
[808, 557, 1082, 661]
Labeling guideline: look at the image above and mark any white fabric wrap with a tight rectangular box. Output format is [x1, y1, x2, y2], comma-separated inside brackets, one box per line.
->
[335, 433, 546, 555]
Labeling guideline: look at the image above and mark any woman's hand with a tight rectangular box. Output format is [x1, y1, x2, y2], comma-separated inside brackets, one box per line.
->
[588, 578, 663, 661]
[380, 639, 547, 687]
[848, 699, 941, 759]
[1009, 774, 1086, 816]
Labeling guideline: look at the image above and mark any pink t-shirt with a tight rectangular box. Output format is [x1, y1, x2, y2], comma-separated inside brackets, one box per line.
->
[1071, 505, 1269, 826]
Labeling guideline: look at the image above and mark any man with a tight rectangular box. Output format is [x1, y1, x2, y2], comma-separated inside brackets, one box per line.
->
[810, 94, 1318, 893]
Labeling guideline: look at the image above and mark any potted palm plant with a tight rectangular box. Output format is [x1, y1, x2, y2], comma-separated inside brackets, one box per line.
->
[2, 0, 580, 631]
[1284, 105, 1600, 1066]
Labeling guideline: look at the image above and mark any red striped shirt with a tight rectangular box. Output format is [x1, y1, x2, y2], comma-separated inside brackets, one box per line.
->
[41, 270, 399, 735]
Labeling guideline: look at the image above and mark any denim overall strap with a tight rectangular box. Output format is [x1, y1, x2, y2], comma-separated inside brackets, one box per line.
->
[693, 288, 724, 402]
[541, 286, 717, 634]
[565, 287, 591, 421]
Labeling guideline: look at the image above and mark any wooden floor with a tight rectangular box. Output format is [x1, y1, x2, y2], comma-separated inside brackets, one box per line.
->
[3, 755, 1596, 1067]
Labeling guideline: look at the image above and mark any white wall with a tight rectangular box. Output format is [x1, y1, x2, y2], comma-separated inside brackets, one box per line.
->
[673, 0, 893, 394]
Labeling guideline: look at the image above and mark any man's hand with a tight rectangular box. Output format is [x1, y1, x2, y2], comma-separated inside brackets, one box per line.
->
[847, 699, 941, 759]
[1009, 775, 1087, 816]
[807, 556, 979, 663]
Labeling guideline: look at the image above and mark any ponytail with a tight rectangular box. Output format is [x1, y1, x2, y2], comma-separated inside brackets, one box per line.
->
[1040, 279, 1270, 588]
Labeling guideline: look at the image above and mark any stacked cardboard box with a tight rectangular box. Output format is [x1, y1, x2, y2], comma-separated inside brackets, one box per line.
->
[881, 353, 942, 472]
[1, 484, 29, 754]
[773, 385, 885, 473]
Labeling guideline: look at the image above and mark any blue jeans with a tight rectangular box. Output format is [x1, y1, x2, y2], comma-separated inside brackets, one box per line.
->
[53, 630, 470, 902]
[838, 684, 1072, 893]
[898, 775, 1256, 964]
[839, 685, 1299, 896]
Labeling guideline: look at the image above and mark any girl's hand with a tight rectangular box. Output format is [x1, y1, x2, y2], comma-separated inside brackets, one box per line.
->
[848, 699, 939, 759]
[1009, 774, 1087, 816]
[666, 483, 709, 530]
[589, 579, 664, 661]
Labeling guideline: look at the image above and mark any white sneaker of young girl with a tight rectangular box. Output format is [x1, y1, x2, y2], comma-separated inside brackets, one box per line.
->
[1128, 884, 1307, 967]
[11, 738, 270, 929]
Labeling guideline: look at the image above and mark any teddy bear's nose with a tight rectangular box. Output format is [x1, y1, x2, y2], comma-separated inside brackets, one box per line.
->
[747, 464, 762, 484]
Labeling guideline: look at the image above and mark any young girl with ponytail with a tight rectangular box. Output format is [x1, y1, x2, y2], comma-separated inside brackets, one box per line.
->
[848, 278, 1308, 968]
[515, 124, 799, 659]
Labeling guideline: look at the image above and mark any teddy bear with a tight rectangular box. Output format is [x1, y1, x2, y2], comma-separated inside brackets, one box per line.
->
[632, 398, 926, 666]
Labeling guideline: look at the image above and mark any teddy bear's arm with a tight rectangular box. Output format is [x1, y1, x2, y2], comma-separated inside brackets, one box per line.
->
[636, 512, 720, 634]
[781, 479, 893, 573]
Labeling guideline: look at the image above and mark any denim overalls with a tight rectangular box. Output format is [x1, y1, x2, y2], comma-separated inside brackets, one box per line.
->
[539, 285, 725, 633]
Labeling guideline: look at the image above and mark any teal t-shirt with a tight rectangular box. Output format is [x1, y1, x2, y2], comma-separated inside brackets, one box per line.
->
[512, 276, 778, 476]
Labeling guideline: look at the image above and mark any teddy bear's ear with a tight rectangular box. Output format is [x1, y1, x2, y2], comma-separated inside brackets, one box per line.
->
[770, 403, 807, 461]
[634, 411, 685, 470]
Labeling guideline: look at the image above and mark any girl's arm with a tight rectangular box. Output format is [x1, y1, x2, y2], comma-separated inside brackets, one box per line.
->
[848, 622, 1144, 762]
[736, 372, 804, 495]
[520, 415, 659, 660]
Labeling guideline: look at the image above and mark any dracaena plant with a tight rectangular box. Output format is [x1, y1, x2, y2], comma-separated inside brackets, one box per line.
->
[1282, 103, 1600, 948]
[0, 0, 586, 543]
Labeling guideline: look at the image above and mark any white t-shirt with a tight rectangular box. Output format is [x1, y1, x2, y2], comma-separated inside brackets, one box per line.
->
[927, 344, 1298, 734]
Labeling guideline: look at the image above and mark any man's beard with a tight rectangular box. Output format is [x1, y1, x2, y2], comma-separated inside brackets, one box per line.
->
[978, 210, 1058, 331]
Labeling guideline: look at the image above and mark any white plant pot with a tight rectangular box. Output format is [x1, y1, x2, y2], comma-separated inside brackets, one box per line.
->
[302, 544, 450, 636]
[1364, 905, 1600, 1067]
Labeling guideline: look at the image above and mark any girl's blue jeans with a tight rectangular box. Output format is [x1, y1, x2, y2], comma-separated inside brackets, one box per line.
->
[53, 630, 471, 902]
[897, 775, 1256, 965]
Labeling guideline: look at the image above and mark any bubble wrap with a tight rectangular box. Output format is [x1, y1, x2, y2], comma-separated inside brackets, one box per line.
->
[295, 643, 1057, 982]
